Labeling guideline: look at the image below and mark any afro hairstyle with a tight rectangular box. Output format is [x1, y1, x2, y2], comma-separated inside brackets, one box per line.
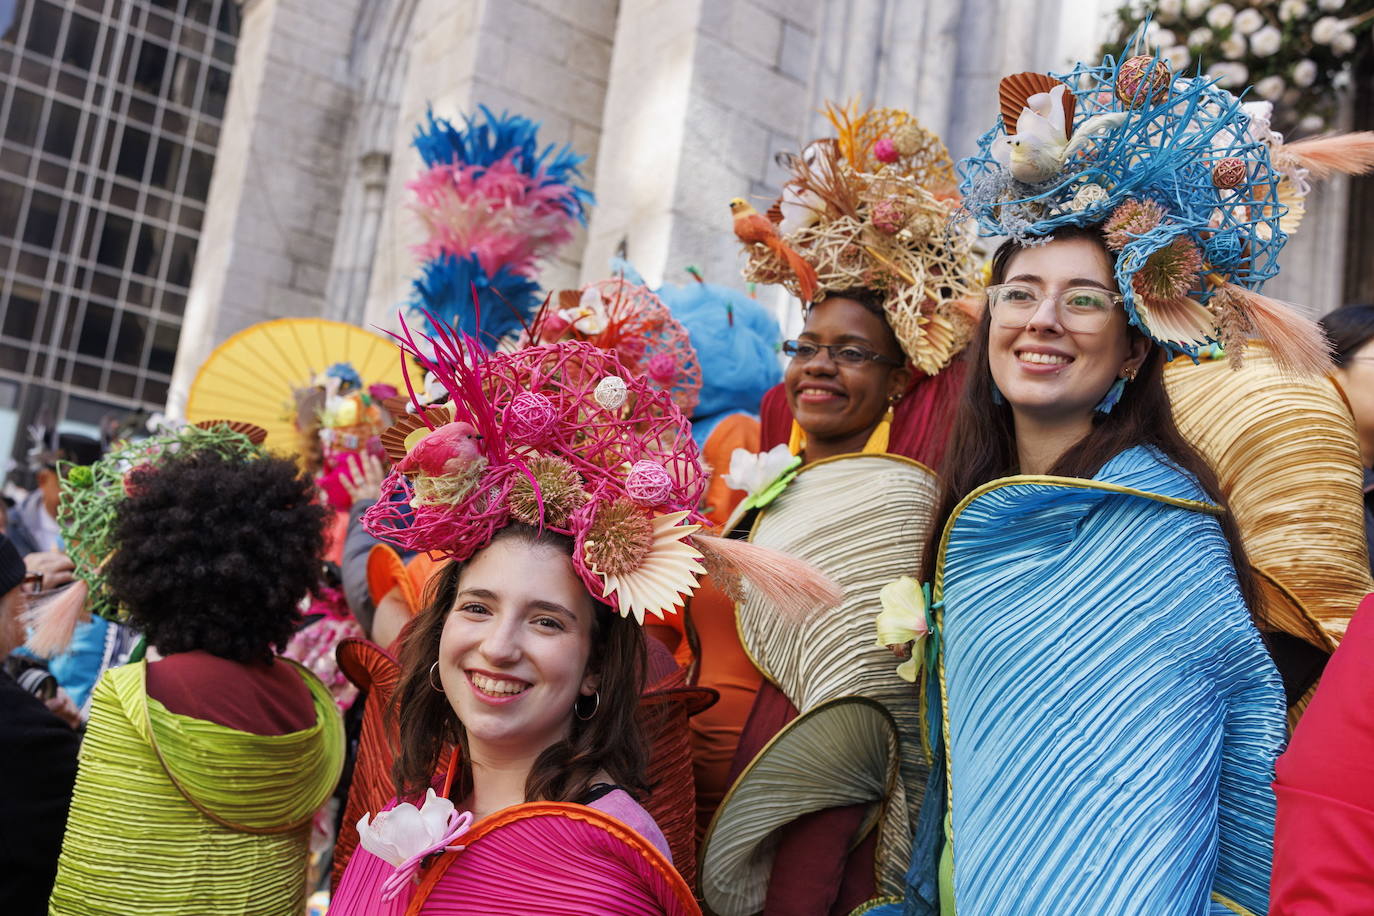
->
[104, 449, 328, 664]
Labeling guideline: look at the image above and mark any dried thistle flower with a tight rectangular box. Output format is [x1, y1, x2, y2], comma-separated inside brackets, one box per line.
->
[582, 498, 654, 576]
[507, 456, 587, 527]
[1103, 198, 1167, 251]
[1133, 237, 1203, 307]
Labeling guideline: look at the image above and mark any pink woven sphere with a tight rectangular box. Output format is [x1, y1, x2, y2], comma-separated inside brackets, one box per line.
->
[1115, 55, 1171, 107]
[1211, 158, 1247, 189]
[625, 459, 675, 506]
[505, 391, 559, 445]
[873, 137, 900, 163]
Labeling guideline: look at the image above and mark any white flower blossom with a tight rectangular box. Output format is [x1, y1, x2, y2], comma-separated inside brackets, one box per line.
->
[1254, 75, 1286, 100]
[1220, 33, 1248, 59]
[1250, 25, 1283, 56]
[1332, 67, 1352, 90]
[1311, 15, 1343, 43]
[358, 790, 465, 868]
[1298, 114, 1325, 133]
[1163, 44, 1193, 70]
[1188, 27, 1214, 47]
[1278, 0, 1308, 22]
[1233, 8, 1266, 34]
[1185, 0, 1212, 16]
[1157, 0, 1183, 20]
[1316, 0, 1344, 9]
[723, 444, 796, 497]
[1207, 3, 1237, 28]
[1208, 61, 1250, 88]
[1292, 58, 1318, 87]
[1332, 30, 1356, 54]
[1152, 28, 1178, 48]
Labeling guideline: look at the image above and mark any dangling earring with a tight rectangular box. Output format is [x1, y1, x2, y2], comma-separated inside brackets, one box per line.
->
[863, 395, 898, 454]
[991, 381, 1005, 405]
[575, 690, 600, 721]
[428, 661, 444, 693]
[1095, 376, 1128, 414]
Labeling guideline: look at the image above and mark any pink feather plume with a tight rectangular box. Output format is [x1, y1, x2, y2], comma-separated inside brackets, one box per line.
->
[1280, 131, 1374, 179]
[23, 581, 89, 658]
[693, 534, 844, 621]
[1224, 283, 1333, 376]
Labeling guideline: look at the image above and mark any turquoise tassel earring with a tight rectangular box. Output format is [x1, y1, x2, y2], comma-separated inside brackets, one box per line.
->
[991, 381, 1005, 405]
[1094, 377, 1126, 414]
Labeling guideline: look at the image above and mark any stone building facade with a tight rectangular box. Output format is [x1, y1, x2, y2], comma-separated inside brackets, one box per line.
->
[167, 0, 1358, 413]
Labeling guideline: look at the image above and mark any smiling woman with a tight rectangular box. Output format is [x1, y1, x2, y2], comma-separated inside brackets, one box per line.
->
[699, 106, 981, 916]
[331, 332, 836, 915]
[392, 525, 651, 827]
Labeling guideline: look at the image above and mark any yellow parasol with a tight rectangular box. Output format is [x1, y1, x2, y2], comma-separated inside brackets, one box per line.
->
[185, 317, 411, 456]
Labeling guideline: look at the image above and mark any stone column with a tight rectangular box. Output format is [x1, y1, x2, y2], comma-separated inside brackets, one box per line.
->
[167, 0, 365, 416]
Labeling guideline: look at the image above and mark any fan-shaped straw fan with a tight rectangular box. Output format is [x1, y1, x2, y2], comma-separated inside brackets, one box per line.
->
[185, 318, 411, 456]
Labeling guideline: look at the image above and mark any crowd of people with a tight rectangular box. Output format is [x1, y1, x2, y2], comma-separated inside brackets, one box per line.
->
[4, 41, 1374, 916]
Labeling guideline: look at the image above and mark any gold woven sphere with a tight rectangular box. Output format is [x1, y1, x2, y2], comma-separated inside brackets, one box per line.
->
[1211, 157, 1247, 189]
[1115, 55, 1171, 107]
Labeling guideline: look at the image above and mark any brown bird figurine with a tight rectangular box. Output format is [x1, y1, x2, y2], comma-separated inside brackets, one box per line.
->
[729, 197, 820, 303]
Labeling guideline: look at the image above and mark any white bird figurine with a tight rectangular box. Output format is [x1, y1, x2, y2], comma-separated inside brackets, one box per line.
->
[993, 76, 1126, 185]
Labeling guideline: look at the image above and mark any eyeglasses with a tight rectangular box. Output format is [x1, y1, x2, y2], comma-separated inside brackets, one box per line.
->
[21, 572, 42, 596]
[985, 283, 1123, 333]
[782, 339, 905, 368]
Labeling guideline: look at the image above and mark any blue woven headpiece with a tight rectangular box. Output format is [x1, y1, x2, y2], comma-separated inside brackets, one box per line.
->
[957, 48, 1291, 360]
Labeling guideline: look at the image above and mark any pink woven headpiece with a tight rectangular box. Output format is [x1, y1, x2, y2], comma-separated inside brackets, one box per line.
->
[363, 317, 711, 622]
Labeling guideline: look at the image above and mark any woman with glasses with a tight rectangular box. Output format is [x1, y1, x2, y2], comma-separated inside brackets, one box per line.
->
[696, 108, 982, 916]
[853, 54, 1349, 916]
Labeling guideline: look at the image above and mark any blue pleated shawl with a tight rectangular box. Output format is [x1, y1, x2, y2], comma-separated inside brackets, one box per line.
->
[935, 446, 1285, 916]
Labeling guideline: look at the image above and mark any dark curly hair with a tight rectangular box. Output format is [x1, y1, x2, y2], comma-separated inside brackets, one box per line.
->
[104, 450, 328, 664]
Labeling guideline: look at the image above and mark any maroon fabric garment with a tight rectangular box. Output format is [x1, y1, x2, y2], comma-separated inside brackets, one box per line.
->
[145, 649, 316, 735]
[726, 679, 797, 785]
[758, 359, 966, 469]
[731, 681, 879, 916]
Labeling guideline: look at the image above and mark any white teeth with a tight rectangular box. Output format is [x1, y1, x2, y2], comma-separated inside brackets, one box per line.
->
[1018, 351, 1071, 365]
[470, 673, 529, 696]
[801, 388, 841, 396]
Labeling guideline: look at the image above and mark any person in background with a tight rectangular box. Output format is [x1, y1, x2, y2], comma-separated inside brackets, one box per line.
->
[47, 435, 344, 915]
[0, 532, 79, 915]
[1320, 304, 1374, 576]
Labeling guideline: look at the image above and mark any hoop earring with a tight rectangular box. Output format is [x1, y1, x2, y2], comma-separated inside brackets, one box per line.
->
[428, 661, 444, 693]
[575, 690, 600, 721]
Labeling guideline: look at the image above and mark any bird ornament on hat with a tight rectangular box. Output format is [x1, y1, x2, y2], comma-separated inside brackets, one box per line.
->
[957, 37, 1374, 373]
[731, 102, 984, 376]
[362, 317, 840, 624]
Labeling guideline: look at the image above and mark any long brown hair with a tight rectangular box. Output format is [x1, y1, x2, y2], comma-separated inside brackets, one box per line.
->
[390, 524, 649, 803]
[926, 225, 1263, 624]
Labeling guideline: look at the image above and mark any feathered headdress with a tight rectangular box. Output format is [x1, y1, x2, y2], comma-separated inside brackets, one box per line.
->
[408, 107, 594, 346]
[736, 102, 983, 375]
[957, 45, 1374, 373]
[24, 421, 267, 657]
[363, 319, 841, 624]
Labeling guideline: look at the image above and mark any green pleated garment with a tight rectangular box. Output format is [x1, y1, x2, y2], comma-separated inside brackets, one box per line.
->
[48, 659, 344, 915]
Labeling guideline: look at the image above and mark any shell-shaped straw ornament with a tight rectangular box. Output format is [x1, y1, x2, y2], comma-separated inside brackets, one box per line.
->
[998, 72, 1076, 138]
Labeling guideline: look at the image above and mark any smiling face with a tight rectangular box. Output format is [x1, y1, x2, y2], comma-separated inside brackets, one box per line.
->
[988, 236, 1146, 424]
[783, 296, 911, 459]
[437, 535, 599, 756]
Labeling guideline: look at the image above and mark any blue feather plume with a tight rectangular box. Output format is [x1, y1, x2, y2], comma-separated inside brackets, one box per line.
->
[410, 253, 542, 345]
